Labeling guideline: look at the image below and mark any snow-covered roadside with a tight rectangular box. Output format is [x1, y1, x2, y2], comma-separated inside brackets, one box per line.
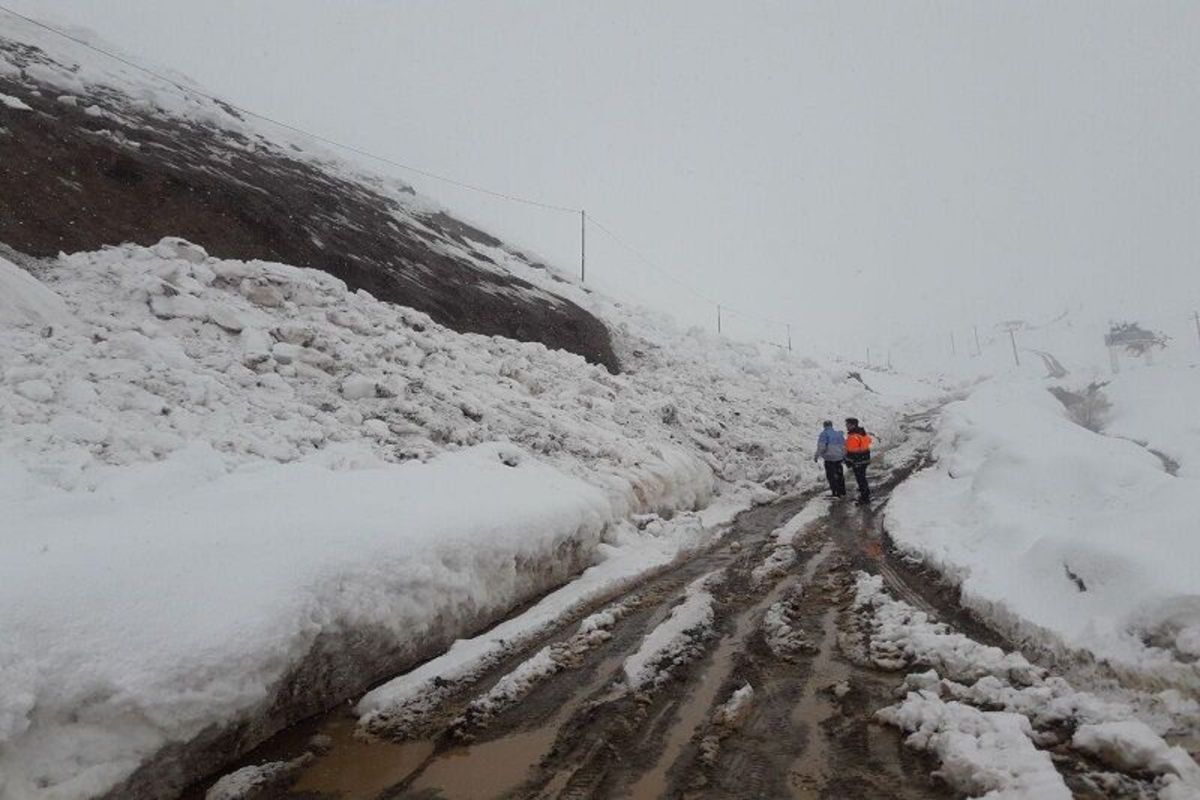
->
[1, 441, 614, 799]
[884, 378, 1200, 685]
[0, 241, 928, 798]
[357, 496, 751, 736]
[854, 574, 1200, 800]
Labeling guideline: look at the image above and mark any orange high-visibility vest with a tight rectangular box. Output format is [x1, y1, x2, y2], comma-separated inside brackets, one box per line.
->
[846, 433, 872, 454]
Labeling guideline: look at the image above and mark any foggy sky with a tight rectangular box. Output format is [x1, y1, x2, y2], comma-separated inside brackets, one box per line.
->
[10, 1, 1200, 362]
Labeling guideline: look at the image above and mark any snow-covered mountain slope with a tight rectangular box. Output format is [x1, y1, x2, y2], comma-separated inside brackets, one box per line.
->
[0, 241, 935, 799]
[0, 15, 617, 370]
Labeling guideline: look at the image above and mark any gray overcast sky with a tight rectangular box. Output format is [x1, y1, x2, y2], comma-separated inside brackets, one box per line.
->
[10, 1, 1200, 360]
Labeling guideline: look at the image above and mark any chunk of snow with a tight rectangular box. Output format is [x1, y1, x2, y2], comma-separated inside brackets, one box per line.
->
[0, 256, 74, 330]
[877, 691, 1071, 799]
[1072, 721, 1200, 786]
[0, 92, 32, 110]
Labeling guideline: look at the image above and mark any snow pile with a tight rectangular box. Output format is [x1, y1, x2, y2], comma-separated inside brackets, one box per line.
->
[1073, 721, 1200, 789]
[1103, 364, 1200, 478]
[0, 441, 611, 798]
[855, 574, 1200, 798]
[885, 378, 1200, 680]
[0, 255, 75, 331]
[623, 572, 721, 690]
[203, 756, 310, 800]
[878, 692, 1071, 799]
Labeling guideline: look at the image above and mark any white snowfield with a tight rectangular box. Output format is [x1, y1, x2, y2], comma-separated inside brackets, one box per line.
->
[0, 243, 918, 799]
[886, 376, 1200, 685]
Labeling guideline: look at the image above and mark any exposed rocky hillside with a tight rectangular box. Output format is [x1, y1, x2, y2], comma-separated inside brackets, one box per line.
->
[0, 22, 618, 371]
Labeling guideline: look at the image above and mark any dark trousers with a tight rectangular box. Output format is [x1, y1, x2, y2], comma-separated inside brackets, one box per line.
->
[848, 458, 870, 501]
[823, 459, 846, 496]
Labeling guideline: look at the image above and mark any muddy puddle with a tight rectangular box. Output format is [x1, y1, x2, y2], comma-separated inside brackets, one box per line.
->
[289, 719, 434, 798]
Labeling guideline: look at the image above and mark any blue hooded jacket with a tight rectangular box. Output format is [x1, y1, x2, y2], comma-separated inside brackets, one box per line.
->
[815, 427, 846, 461]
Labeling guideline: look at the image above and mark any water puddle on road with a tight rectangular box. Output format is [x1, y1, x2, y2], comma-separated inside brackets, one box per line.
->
[289, 717, 435, 799]
[402, 647, 631, 800]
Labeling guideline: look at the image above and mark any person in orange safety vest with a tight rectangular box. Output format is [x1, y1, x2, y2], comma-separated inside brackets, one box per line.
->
[844, 417, 872, 505]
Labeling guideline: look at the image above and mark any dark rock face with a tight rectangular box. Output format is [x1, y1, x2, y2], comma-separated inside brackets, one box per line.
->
[0, 36, 618, 372]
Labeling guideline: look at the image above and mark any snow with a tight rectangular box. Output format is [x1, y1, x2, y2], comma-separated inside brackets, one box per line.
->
[0, 441, 611, 799]
[856, 573, 1200, 797]
[1103, 364, 1200, 477]
[0, 92, 30, 110]
[1072, 721, 1200, 786]
[455, 599, 633, 728]
[884, 378, 1200, 681]
[878, 691, 1071, 799]
[712, 683, 755, 726]
[0, 256, 75, 331]
[356, 497, 747, 736]
[204, 756, 309, 800]
[623, 572, 721, 690]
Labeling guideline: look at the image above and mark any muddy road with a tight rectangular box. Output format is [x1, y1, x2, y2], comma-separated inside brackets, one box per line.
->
[184, 411, 963, 800]
[195, 410, 1168, 799]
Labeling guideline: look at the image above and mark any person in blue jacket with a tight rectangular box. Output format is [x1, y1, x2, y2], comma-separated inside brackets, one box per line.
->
[812, 420, 846, 497]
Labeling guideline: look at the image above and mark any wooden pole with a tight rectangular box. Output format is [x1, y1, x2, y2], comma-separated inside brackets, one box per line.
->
[717, 304, 722, 334]
[974, 325, 982, 357]
[580, 210, 586, 283]
[787, 323, 792, 352]
[951, 331, 957, 356]
[1009, 329, 1020, 366]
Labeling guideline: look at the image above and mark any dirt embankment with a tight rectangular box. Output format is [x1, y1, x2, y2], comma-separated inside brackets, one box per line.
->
[0, 35, 619, 372]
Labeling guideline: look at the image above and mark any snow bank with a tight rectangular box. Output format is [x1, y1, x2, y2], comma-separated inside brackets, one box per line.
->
[885, 379, 1200, 681]
[0, 442, 610, 799]
[356, 501, 735, 736]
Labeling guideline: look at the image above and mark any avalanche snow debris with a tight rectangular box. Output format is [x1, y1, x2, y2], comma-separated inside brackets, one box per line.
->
[857, 573, 1200, 797]
[877, 691, 1072, 799]
[885, 379, 1200, 686]
[0, 240, 918, 797]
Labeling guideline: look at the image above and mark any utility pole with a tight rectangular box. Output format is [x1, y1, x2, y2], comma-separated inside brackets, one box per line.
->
[974, 325, 982, 357]
[717, 304, 722, 334]
[580, 210, 586, 283]
[786, 323, 792, 352]
[951, 331, 957, 357]
[866, 346, 871, 367]
[1008, 328, 1020, 366]
[887, 349, 893, 370]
